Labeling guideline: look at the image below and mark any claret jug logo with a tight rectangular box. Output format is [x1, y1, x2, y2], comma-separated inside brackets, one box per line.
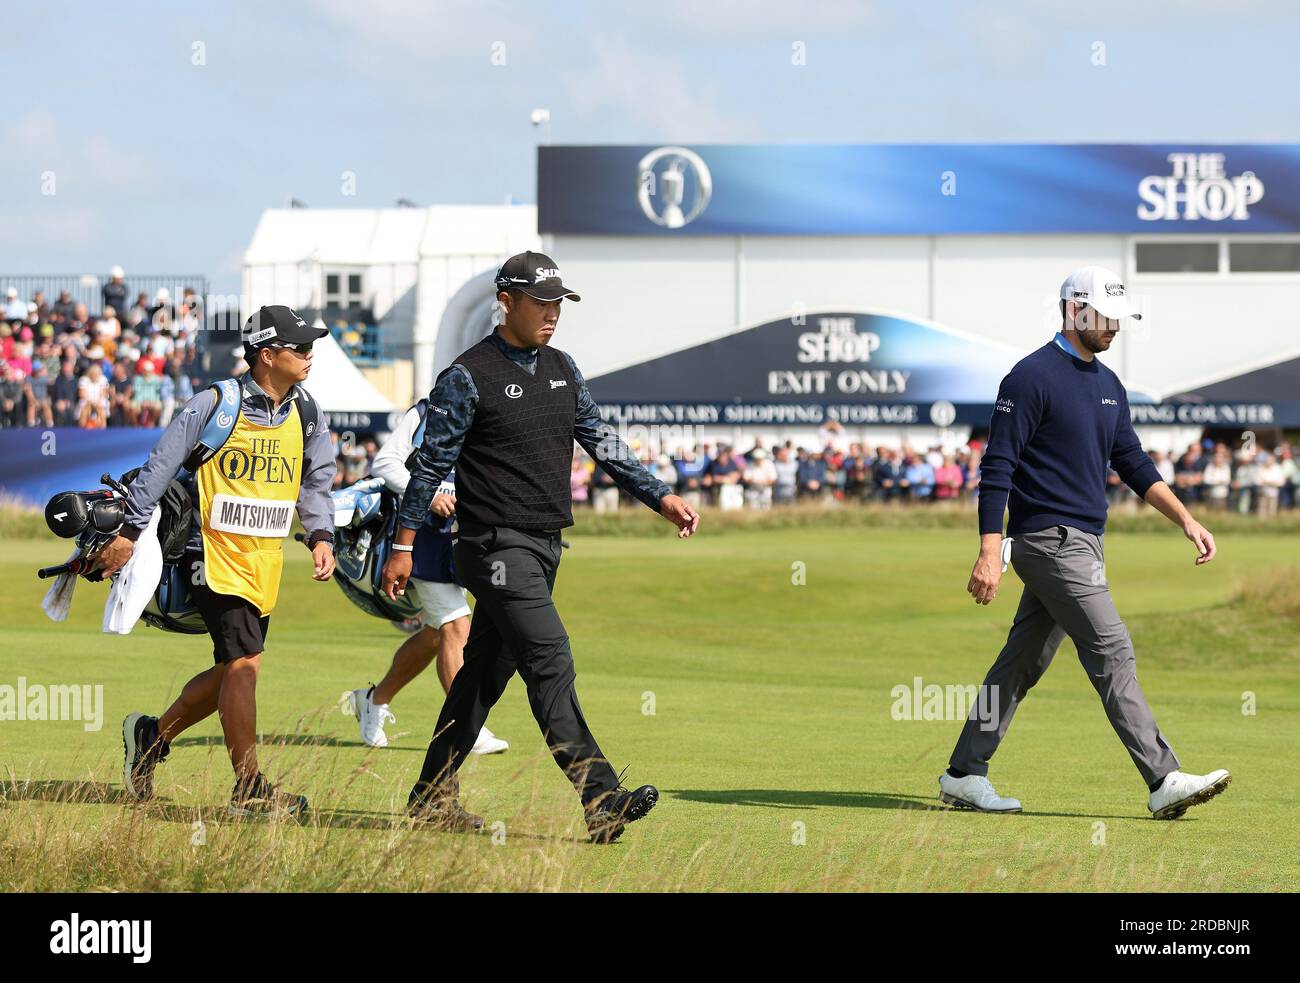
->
[218, 437, 297, 484]
[637, 146, 712, 229]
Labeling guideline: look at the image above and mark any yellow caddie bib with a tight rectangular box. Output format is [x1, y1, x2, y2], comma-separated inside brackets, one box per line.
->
[196, 400, 303, 615]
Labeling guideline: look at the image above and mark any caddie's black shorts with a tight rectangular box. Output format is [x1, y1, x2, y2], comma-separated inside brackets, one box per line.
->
[185, 552, 271, 664]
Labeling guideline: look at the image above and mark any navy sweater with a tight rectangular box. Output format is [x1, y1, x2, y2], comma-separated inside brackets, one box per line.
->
[977, 341, 1163, 537]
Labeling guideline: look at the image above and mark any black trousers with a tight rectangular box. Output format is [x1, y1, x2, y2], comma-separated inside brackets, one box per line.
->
[413, 521, 618, 805]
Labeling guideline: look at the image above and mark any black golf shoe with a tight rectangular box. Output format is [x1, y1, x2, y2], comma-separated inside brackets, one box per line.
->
[228, 772, 309, 818]
[586, 783, 659, 844]
[407, 780, 485, 832]
[122, 712, 170, 801]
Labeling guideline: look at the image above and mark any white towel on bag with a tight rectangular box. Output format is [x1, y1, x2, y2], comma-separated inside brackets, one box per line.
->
[102, 507, 164, 634]
[41, 545, 83, 622]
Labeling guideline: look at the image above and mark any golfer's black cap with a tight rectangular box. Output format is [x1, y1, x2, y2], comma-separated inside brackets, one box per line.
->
[241, 305, 328, 349]
[494, 251, 581, 302]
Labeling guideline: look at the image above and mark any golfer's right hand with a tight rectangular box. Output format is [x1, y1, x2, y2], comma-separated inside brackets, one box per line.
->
[382, 550, 412, 599]
[660, 494, 700, 538]
[91, 534, 134, 578]
[967, 549, 1002, 605]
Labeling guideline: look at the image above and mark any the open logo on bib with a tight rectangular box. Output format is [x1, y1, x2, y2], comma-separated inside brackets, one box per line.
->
[209, 494, 295, 537]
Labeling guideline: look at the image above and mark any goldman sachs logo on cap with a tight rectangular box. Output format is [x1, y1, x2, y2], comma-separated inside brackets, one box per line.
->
[637, 146, 712, 229]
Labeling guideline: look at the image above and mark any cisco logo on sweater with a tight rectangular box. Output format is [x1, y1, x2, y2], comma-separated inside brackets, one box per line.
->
[995, 397, 1015, 414]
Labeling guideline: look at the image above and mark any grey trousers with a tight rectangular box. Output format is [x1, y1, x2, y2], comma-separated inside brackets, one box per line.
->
[949, 524, 1180, 787]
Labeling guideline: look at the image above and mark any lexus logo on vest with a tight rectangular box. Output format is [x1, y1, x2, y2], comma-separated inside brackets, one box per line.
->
[504, 384, 523, 399]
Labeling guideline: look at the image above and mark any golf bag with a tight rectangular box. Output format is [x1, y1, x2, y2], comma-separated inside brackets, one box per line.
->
[37, 377, 317, 635]
[329, 477, 422, 625]
[40, 470, 207, 634]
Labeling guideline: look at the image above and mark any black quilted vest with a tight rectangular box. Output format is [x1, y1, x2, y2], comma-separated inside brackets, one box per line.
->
[453, 337, 577, 530]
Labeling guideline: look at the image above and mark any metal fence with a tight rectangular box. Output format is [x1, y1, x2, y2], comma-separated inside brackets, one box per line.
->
[2, 273, 244, 385]
[1, 273, 211, 319]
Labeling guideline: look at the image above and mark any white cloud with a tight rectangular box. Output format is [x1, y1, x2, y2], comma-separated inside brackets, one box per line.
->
[303, 0, 530, 57]
[563, 36, 761, 141]
[7, 205, 103, 251]
[5, 109, 156, 190]
[637, 0, 882, 37]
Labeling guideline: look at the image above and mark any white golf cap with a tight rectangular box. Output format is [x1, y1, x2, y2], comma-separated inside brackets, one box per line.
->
[1059, 266, 1142, 320]
[110, 265, 125, 278]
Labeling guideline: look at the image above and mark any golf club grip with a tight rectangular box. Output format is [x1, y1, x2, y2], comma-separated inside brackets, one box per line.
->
[38, 561, 77, 579]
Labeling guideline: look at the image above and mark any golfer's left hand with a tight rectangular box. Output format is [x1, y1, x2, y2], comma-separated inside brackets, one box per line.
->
[430, 492, 457, 519]
[660, 495, 699, 538]
[1183, 519, 1216, 565]
[311, 541, 335, 581]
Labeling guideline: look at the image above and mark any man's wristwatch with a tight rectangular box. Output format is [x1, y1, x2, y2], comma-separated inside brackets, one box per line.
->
[391, 543, 414, 553]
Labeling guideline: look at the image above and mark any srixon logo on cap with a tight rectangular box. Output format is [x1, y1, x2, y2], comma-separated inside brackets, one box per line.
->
[534, 267, 561, 281]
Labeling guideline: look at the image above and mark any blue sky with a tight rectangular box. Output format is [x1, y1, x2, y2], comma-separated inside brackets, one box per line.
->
[4, 0, 1299, 294]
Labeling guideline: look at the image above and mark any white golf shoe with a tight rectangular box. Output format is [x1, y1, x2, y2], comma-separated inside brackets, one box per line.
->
[346, 686, 395, 748]
[938, 773, 1023, 813]
[470, 726, 509, 755]
[1148, 769, 1231, 820]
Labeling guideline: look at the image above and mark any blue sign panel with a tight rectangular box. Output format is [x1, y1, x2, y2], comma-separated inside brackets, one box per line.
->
[587, 311, 1020, 427]
[539, 144, 1300, 236]
[585, 311, 1296, 427]
[0, 429, 161, 508]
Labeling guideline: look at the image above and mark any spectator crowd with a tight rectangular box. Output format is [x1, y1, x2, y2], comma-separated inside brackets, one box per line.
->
[570, 433, 1300, 518]
[13, 281, 1294, 527]
[570, 437, 985, 512]
[1, 270, 204, 429]
[326, 431, 1300, 521]
[1159, 440, 1300, 516]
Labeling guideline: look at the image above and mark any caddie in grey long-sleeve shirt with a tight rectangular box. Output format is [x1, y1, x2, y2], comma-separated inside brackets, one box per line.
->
[101, 304, 339, 817]
[118, 376, 337, 550]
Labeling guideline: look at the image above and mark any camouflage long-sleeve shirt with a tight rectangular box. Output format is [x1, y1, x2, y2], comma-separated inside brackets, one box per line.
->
[399, 329, 670, 530]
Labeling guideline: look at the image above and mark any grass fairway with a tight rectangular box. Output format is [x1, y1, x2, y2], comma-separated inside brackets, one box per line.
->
[1, 517, 1296, 892]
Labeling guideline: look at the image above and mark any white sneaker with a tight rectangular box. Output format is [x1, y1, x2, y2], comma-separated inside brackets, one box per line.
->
[1148, 769, 1231, 820]
[346, 686, 395, 748]
[470, 726, 509, 755]
[938, 773, 1022, 813]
